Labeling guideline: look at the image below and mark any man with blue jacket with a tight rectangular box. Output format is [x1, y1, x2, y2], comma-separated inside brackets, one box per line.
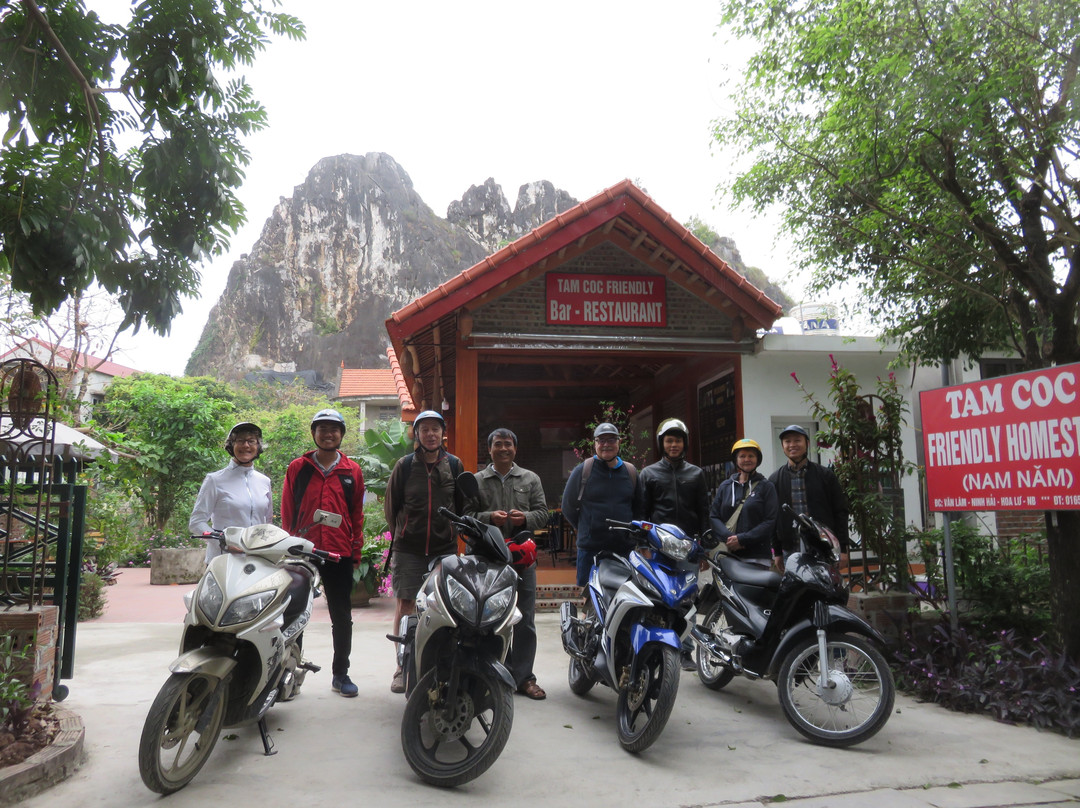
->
[561, 422, 643, 588]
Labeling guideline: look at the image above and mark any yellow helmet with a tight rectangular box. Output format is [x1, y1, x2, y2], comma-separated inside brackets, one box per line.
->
[731, 438, 762, 464]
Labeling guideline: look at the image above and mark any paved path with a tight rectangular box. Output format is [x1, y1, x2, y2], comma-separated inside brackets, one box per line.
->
[24, 568, 1080, 807]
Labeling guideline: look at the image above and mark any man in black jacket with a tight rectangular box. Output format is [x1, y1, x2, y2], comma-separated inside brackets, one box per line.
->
[769, 425, 850, 563]
[638, 418, 709, 538]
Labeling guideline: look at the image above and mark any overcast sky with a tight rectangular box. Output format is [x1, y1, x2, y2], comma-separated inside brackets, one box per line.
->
[102, 1, 803, 375]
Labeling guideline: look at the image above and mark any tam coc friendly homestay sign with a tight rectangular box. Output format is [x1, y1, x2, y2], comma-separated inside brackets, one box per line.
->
[546, 273, 666, 327]
[920, 363, 1080, 512]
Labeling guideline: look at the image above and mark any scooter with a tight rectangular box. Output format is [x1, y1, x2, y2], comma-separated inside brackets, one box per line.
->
[389, 473, 521, 788]
[560, 518, 703, 752]
[139, 510, 342, 794]
[692, 504, 895, 747]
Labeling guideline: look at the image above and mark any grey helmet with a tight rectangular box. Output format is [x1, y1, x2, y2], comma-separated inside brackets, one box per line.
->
[593, 422, 621, 439]
[311, 408, 347, 435]
[779, 424, 810, 441]
[656, 417, 689, 449]
[225, 421, 262, 457]
[413, 409, 446, 431]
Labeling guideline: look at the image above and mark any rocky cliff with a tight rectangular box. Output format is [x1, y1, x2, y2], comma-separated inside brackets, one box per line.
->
[185, 153, 782, 381]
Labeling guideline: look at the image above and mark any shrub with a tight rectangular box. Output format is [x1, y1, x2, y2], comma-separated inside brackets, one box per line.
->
[0, 635, 38, 733]
[894, 624, 1080, 737]
[77, 568, 108, 621]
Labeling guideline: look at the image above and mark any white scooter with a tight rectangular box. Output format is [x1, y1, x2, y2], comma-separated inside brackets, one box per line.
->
[139, 511, 342, 794]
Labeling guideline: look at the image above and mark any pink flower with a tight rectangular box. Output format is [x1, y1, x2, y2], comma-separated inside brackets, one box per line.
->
[830, 354, 838, 370]
[790, 372, 800, 384]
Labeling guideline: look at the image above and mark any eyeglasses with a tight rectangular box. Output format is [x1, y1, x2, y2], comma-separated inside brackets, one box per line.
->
[594, 437, 619, 445]
[232, 438, 259, 446]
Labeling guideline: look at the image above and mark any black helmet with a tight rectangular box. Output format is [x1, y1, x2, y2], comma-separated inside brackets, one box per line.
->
[779, 424, 810, 441]
[225, 421, 262, 457]
[311, 408, 347, 435]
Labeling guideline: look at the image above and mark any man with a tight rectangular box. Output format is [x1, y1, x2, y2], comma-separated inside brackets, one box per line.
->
[466, 428, 549, 700]
[384, 409, 464, 694]
[637, 417, 710, 669]
[190, 421, 273, 563]
[281, 409, 365, 698]
[769, 424, 849, 562]
[561, 422, 643, 588]
[638, 418, 709, 538]
[709, 438, 778, 567]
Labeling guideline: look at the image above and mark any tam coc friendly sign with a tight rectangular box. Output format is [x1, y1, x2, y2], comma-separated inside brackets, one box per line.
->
[546, 273, 666, 327]
[920, 363, 1080, 512]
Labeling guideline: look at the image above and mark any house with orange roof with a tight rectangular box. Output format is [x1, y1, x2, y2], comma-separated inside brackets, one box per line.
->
[333, 358, 403, 431]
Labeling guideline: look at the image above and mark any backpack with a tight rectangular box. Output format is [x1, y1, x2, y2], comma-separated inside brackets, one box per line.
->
[392, 451, 466, 514]
[289, 461, 356, 533]
[577, 456, 638, 502]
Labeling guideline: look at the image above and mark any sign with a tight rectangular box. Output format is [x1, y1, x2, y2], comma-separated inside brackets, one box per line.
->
[920, 363, 1080, 511]
[546, 273, 666, 327]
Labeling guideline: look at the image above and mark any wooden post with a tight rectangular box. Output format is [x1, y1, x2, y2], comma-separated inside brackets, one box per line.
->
[455, 332, 478, 471]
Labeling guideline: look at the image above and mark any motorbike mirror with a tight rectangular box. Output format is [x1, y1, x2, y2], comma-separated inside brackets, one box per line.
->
[456, 471, 479, 500]
[312, 509, 343, 529]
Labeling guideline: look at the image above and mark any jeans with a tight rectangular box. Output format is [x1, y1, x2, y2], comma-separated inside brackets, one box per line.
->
[320, 557, 354, 676]
[576, 548, 595, 588]
[507, 563, 537, 688]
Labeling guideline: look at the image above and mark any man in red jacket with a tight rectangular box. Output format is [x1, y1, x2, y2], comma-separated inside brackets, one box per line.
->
[281, 409, 365, 698]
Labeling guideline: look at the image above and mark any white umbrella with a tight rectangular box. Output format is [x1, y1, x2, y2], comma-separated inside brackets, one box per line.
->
[0, 416, 117, 463]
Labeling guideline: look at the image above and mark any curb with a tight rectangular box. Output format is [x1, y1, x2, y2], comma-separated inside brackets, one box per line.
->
[0, 704, 85, 806]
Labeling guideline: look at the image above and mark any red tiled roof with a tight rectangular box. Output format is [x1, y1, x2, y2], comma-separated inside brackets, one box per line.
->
[0, 336, 140, 377]
[337, 367, 397, 398]
[387, 345, 416, 417]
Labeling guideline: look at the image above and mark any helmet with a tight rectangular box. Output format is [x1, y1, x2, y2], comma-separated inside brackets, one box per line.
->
[779, 424, 810, 441]
[507, 535, 537, 567]
[311, 408, 346, 435]
[225, 421, 262, 456]
[731, 438, 762, 464]
[593, 422, 621, 439]
[413, 409, 446, 430]
[656, 418, 689, 449]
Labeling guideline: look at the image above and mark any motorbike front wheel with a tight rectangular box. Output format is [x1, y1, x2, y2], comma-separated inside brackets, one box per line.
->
[776, 633, 895, 747]
[696, 606, 736, 690]
[139, 672, 227, 794]
[568, 656, 596, 695]
[401, 666, 514, 787]
[616, 644, 680, 753]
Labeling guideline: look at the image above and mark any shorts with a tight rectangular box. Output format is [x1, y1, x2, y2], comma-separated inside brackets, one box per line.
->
[390, 549, 446, 601]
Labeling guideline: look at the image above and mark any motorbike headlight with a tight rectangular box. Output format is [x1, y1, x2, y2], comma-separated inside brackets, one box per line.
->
[655, 526, 694, 561]
[221, 590, 277, 626]
[197, 573, 224, 620]
[445, 575, 477, 623]
[480, 585, 515, 626]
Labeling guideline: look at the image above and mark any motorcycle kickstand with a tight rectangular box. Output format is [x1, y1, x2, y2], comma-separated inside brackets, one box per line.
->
[257, 716, 277, 756]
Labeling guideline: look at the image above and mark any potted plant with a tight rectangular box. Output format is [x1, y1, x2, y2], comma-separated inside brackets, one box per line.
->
[351, 531, 391, 607]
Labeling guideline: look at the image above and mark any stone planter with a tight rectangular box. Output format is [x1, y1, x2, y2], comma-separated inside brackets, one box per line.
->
[150, 548, 205, 585]
[351, 582, 374, 608]
[847, 590, 918, 643]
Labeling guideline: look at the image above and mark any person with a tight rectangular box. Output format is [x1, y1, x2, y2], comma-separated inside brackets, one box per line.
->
[466, 428, 549, 700]
[638, 418, 710, 537]
[769, 424, 850, 563]
[280, 409, 366, 698]
[709, 438, 779, 567]
[637, 417, 710, 669]
[189, 421, 274, 564]
[384, 409, 465, 694]
[561, 422, 643, 589]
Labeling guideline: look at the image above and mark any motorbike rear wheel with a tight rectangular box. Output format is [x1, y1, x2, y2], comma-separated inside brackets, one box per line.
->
[616, 644, 680, 753]
[401, 666, 514, 787]
[696, 606, 736, 690]
[139, 672, 227, 794]
[776, 632, 895, 747]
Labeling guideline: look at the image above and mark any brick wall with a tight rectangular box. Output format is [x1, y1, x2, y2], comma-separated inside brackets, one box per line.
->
[0, 606, 59, 697]
[995, 510, 1046, 539]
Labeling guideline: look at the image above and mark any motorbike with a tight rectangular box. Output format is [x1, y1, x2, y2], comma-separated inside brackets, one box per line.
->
[388, 472, 521, 788]
[692, 504, 895, 747]
[560, 518, 703, 752]
[139, 510, 342, 794]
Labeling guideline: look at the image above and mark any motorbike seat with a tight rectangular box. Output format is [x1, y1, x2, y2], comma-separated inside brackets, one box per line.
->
[718, 556, 782, 589]
[282, 565, 314, 626]
[596, 554, 633, 599]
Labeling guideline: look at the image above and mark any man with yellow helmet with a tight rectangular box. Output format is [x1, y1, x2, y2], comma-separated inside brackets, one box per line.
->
[708, 438, 779, 567]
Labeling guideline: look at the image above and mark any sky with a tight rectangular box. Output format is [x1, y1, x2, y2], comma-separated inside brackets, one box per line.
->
[100, 1, 804, 375]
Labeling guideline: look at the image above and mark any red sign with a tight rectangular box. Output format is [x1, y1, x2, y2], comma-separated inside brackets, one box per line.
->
[920, 363, 1080, 511]
[545, 273, 666, 327]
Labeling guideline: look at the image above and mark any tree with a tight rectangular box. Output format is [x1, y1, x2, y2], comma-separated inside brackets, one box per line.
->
[714, 0, 1080, 657]
[0, 0, 304, 334]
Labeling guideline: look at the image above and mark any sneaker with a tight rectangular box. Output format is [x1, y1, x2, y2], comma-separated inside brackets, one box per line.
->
[390, 668, 405, 694]
[680, 651, 697, 672]
[331, 674, 358, 697]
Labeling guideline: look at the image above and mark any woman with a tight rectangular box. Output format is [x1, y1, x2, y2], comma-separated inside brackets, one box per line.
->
[708, 438, 778, 567]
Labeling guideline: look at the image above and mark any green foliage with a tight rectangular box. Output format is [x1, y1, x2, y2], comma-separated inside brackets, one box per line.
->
[0, 634, 36, 732]
[715, 0, 1080, 368]
[0, 1, 305, 334]
[354, 531, 391, 596]
[572, 401, 651, 468]
[793, 358, 916, 588]
[93, 374, 239, 529]
[77, 566, 108, 621]
[357, 419, 412, 498]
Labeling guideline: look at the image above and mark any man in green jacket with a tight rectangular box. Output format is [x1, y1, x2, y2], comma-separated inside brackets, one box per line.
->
[467, 428, 549, 700]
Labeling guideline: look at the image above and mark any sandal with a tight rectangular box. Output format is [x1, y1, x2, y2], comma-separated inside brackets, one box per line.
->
[518, 679, 546, 700]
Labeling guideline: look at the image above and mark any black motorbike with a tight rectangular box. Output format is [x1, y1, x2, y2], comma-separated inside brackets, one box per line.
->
[692, 504, 895, 747]
[388, 473, 519, 787]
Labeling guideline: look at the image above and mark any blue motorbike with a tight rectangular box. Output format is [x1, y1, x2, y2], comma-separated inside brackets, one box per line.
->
[559, 518, 703, 752]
